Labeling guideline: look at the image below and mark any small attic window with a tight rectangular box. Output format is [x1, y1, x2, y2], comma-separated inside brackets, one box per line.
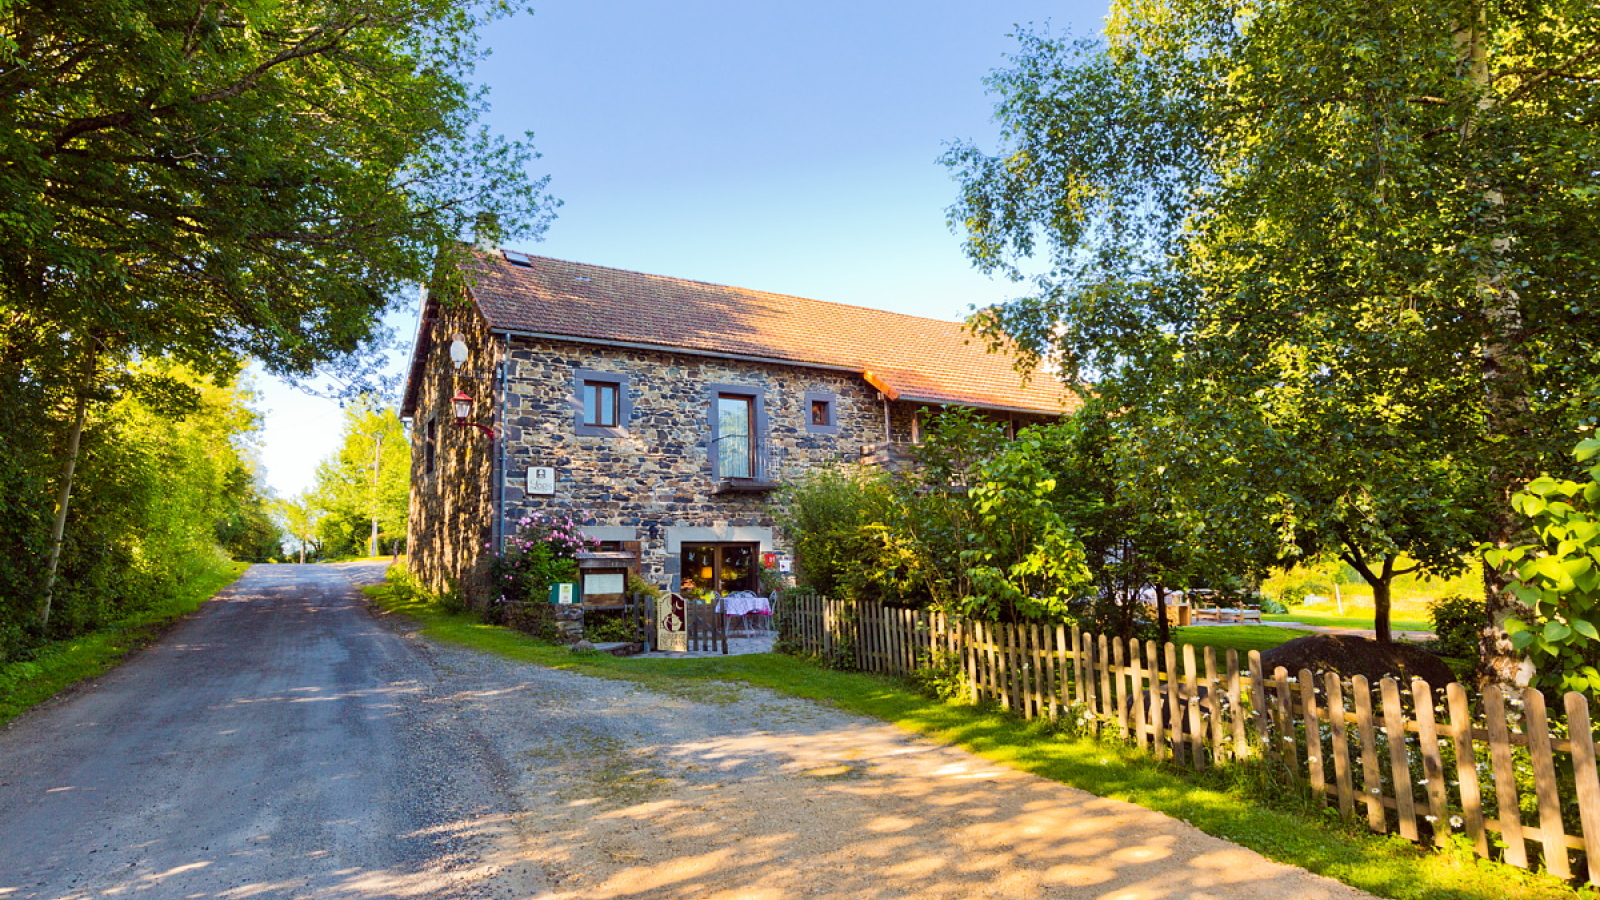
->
[502, 250, 533, 267]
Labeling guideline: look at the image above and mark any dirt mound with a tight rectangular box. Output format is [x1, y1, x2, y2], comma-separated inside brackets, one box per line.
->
[1260, 634, 1456, 687]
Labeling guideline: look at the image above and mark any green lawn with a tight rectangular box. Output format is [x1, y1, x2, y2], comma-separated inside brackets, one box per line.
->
[0, 560, 249, 727]
[1264, 611, 1434, 632]
[1175, 625, 1319, 654]
[366, 576, 1585, 900]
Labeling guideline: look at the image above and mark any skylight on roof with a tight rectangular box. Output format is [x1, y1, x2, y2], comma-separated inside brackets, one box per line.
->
[502, 250, 533, 267]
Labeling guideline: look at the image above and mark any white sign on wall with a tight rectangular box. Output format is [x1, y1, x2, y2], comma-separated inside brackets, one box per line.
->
[527, 466, 555, 495]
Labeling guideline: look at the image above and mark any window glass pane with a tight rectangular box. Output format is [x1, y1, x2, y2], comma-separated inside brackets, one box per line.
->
[717, 395, 753, 478]
[583, 383, 599, 425]
[596, 383, 617, 427]
[811, 399, 830, 426]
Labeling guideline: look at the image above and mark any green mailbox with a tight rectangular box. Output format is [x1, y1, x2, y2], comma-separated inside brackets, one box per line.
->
[547, 582, 578, 605]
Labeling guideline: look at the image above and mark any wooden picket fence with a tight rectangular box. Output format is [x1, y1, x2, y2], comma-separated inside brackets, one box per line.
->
[777, 593, 1600, 884]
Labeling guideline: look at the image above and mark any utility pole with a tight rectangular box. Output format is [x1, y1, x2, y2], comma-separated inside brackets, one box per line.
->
[368, 431, 384, 559]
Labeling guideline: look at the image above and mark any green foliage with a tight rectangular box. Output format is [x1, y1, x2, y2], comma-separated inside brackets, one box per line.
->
[487, 511, 596, 623]
[299, 399, 410, 558]
[1429, 593, 1488, 661]
[1492, 437, 1600, 693]
[782, 410, 1091, 623]
[0, 361, 275, 659]
[939, 0, 1600, 644]
[910, 649, 968, 703]
[781, 467, 898, 600]
[0, 0, 555, 391]
[956, 428, 1092, 621]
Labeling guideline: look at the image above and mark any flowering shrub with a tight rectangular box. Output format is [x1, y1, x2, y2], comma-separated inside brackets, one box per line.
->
[489, 512, 599, 612]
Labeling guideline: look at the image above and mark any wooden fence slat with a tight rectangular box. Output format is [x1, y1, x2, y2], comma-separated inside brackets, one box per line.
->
[1075, 621, 1088, 704]
[1523, 689, 1570, 880]
[1411, 678, 1451, 848]
[1166, 642, 1184, 766]
[1447, 681, 1490, 858]
[1274, 667, 1300, 787]
[1130, 639, 1148, 750]
[1484, 685, 1528, 869]
[1099, 634, 1114, 731]
[1563, 692, 1600, 885]
[1147, 639, 1166, 762]
[1227, 650, 1246, 761]
[1381, 676, 1418, 841]
[1031, 624, 1046, 720]
[1325, 672, 1354, 817]
[1205, 648, 1225, 762]
[1249, 651, 1272, 763]
[1184, 645, 1203, 767]
[1301, 668, 1325, 808]
[1353, 675, 1385, 832]
[1050, 624, 1065, 720]
[1113, 637, 1128, 737]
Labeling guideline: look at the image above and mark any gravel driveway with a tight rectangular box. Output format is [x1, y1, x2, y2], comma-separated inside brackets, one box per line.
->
[0, 563, 1379, 899]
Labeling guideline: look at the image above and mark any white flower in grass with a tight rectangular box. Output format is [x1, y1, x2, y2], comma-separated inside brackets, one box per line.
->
[1425, 815, 1438, 823]
[1371, 787, 1383, 795]
[1451, 816, 1464, 828]
[1418, 779, 1429, 786]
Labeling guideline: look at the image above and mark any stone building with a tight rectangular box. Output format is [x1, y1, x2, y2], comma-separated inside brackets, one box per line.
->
[400, 247, 1079, 603]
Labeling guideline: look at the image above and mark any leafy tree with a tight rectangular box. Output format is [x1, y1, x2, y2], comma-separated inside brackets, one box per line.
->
[274, 495, 324, 564]
[0, 0, 554, 623]
[306, 399, 409, 558]
[945, 1, 1600, 669]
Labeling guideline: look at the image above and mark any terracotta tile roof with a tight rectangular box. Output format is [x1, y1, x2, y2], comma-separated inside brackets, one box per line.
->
[464, 251, 1079, 416]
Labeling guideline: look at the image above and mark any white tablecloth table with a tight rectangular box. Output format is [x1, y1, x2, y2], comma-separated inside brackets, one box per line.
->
[721, 596, 772, 616]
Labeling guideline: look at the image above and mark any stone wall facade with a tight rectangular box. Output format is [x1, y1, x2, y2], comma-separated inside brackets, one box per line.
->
[406, 293, 503, 600]
[494, 334, 895, 588]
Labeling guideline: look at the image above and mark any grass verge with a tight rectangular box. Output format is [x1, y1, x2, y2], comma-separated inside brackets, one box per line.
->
[0, 560, 249, 727]
[366, 576, 1588, 900]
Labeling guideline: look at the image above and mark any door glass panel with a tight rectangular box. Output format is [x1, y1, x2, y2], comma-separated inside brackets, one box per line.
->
[717, 394, 753, 478]
[682, 545, 716, 595]
[719, 544, 756, 593]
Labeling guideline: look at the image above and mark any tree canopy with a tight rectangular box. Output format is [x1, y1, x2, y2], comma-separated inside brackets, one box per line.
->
[945, 0, 1600, 663]
[0, 0, 554, 387]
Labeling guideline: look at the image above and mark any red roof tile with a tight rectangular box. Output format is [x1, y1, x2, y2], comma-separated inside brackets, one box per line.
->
[464, 251, 1079, 415]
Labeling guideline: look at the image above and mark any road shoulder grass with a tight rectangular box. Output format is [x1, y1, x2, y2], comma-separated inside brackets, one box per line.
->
[365, 580, 1586, 900]
[0, 561, 249, 727]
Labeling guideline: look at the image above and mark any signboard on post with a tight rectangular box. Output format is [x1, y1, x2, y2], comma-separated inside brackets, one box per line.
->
[547, 582, 577, 605]
[527, 466, 555, 495]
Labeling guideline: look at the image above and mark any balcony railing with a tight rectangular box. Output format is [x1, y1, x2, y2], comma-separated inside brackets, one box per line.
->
[710, 434, 780, 494]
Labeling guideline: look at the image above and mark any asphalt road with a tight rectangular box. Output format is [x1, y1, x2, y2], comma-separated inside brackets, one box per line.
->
[0, 562, 540, 900]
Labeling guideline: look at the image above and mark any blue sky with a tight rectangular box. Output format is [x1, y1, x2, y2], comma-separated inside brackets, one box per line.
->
[253, 0, 1112, 497]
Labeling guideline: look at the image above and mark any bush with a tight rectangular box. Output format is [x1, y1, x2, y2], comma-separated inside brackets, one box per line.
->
[1278, 585, 1308, 608]
[487, 512, 593, 622]
[1257, 594, 1288, 614]
[1428, 592, 1484, 660]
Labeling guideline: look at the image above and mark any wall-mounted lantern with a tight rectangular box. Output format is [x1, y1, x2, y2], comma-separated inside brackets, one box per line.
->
[451, 390, 496, 439]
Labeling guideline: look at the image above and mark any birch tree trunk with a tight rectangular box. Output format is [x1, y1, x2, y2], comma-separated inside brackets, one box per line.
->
[1459, 3, 1538, 689]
